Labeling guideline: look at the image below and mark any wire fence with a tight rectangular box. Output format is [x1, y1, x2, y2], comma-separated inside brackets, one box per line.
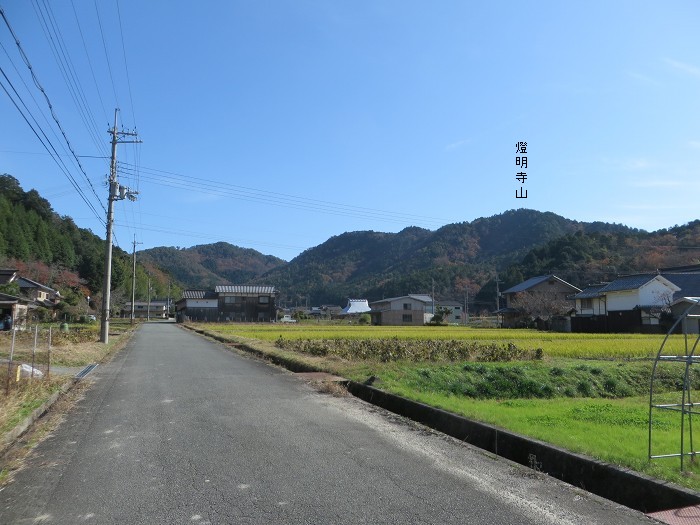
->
[0, 325, 56, 395]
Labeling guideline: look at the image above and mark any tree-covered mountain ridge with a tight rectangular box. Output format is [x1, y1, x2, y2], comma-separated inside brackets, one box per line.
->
[143, 209, 700, 308]
[0, 173, 179, 314]
[3, 171, 699, 311]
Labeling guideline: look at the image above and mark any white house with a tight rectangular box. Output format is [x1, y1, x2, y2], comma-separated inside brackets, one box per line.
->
[436, 300, 464, 324]
[573, 283, 608, 317]
[369, 294, 434, 326]
[573, 274, 680, 332]
[126, 300, 169, 319]
[603, 274, 679, 312]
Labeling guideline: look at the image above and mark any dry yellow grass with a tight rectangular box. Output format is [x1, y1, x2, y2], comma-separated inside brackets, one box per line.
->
[0, 322, 135, 446]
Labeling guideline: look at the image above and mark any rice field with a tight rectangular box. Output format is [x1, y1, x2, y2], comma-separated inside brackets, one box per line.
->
[193, 322, 682, 359]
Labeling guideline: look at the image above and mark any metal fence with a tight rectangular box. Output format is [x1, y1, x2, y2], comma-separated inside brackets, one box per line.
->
[0, 325, 55, 394]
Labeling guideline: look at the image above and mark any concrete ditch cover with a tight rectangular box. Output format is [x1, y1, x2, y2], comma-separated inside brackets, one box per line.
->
[648, 504, 700, 525]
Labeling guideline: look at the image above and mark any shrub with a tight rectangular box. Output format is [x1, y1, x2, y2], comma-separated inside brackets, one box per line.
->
[577, 380, 593, 397]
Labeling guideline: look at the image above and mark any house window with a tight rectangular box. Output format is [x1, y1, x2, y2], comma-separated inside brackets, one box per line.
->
[580, 298, 592, 309]
[258, 296, 269, 304]
[224, 296, 243, 304]
[402, 314, 413, 323]
[403, 303, 412, 311]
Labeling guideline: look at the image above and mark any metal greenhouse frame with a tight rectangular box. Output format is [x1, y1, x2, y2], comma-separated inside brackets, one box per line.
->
[648, 299, 700, 471]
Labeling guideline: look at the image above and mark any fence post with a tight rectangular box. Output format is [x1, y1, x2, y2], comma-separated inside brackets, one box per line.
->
[31, 325, 38, 380]
[5, 325, 16, 395]
[47, 326, 51, 378]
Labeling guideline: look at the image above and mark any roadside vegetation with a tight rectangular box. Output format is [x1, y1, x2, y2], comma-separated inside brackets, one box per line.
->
[0, 320, 136, 457]
[189, 322, 700, 491]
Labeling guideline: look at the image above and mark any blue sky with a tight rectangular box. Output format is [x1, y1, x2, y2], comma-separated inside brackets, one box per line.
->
[0, 1, 698, 261]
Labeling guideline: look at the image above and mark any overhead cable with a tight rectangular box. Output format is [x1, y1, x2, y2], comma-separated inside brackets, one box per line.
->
[0, 6, 106, 213]
[118, 162, 448, 228]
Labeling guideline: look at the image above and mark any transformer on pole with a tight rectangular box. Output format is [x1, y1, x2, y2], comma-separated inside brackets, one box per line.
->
[100, 108, 141, 344]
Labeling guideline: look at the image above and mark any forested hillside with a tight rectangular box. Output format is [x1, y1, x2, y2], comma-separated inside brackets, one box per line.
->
[503, 223, 700, 291]
[139, 243, 286, 289]
[0, 174, 178, 314]
[4, 171, 699, 314]
[259, 209, 641, 307]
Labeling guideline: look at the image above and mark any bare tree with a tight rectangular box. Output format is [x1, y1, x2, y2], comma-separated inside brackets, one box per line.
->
[510, 291, 573, 323]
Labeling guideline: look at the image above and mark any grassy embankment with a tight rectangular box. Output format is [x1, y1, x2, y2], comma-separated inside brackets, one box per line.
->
[0, 320, 135, 438]
[191, 322, 700, 491]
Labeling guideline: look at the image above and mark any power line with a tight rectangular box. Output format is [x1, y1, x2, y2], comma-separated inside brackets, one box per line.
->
[0, 6, 106, 214]
[115, 0, 136, 127]
[31, 0, 107, 157]
[93, 0, 119, 108]
[0, 65, 105, 225]
[117, 162, 450, 228]
[113, 221, 307, 253]
[70, 0, 109, 126]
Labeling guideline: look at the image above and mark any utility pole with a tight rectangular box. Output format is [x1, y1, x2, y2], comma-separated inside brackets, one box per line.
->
[465, 290, 469, 326]
[495, 272, 501, 311]
[130, 235, 142, 325]
[100, 108, 141, 343]
[494, 272, 502, 328]
[147, 275, 151, 322]
[167, 281, 171, 318]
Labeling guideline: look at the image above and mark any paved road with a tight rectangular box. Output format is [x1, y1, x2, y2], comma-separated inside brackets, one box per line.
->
[0, 324, 656, 524]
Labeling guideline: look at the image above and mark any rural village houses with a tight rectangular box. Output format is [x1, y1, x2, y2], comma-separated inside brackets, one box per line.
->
[176, 285, 277, 323]
[572, 269, 700, 333]
[502, 268, 700, 333]
[497, 275, 581, 330]
[0, 268, 62, 329]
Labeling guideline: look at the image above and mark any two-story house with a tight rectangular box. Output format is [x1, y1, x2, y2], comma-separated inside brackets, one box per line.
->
[369, 294, 434, 326]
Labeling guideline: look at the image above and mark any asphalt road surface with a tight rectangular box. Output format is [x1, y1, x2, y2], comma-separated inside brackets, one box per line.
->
[0, 323, 657, 524]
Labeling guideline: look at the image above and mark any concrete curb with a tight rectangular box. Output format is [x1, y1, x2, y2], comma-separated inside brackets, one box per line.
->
[183, 324, 700, 514]
[346, 381, 700, 515]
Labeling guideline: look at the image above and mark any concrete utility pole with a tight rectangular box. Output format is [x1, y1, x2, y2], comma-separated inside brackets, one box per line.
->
[130, 235, 142, 325]
[100, 108, 141, 344]
[147, 275, 151, 322]
[167, 281, 171, 318]
[495, 272, 501, 311]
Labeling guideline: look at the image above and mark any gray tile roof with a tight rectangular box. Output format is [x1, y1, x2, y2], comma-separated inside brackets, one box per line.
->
[370, 294, 434, 305]
[503, 275, 580, 294]
[598, 274, 656, 293]
[17, 277, 58, 294]
[181, 290, 218, 299]
[215, 285, 276, 294]
[662, 273, 700, 300]
[573, 283, 608, 299]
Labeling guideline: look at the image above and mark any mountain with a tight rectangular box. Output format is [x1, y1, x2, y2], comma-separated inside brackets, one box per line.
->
[256, 209, 640, 306]
[0, 173, 179, 310]
[4, 171, 698, 312]
[506, 221, 700, 291]
[139, 242, 286, 290]
[0, 174, 108, 293]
